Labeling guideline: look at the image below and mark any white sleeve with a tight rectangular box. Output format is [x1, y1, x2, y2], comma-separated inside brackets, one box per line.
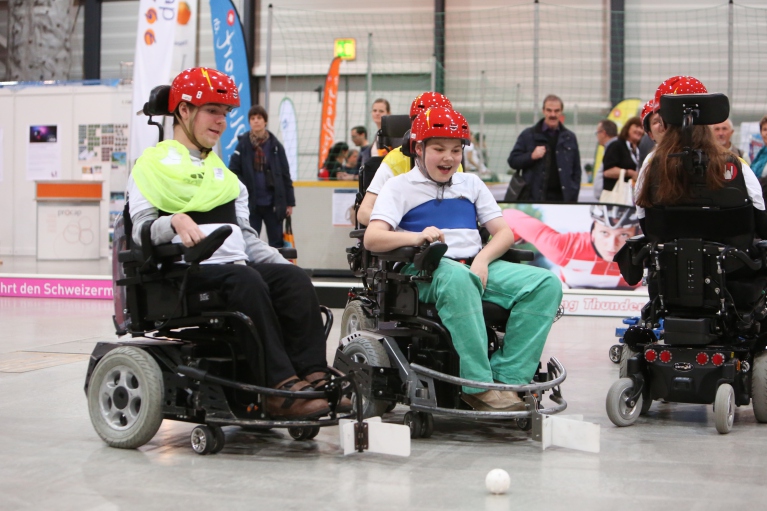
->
[473, 176, 502, 225]
[366, 162, 394, 195]
[634, 152, 653, 219]
[369, 176, 404, 230]
[742, 161, 765, 210]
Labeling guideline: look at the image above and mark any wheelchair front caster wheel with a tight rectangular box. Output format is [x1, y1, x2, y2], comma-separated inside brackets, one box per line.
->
[191, 425, 224, 455]
[714, 384, 735, 434]
[404, 411, 422, 439]
[609, 344, 623, 364]
[288, 426, 320, 441]
[516, 417, 532, 431]
[606, 378, 643, 427]
[419, 412, 434, 438]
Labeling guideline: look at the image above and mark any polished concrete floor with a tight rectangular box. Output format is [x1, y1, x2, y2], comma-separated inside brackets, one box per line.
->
[1, 297, 766, 511]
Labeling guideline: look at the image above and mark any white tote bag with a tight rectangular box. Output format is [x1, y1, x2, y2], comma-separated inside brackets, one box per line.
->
[599, 168, 634, 206]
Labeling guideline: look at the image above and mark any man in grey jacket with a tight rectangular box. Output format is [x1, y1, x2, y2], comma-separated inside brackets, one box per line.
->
[507, 95, 582, 202]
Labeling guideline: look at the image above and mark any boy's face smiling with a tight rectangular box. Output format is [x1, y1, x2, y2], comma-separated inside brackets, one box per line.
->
[416, 138, 463, 183]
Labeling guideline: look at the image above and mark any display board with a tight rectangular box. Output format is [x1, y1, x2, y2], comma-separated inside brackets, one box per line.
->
[36, 201, 100, 260]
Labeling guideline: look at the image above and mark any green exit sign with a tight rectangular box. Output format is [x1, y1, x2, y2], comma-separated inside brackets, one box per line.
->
[334, 38, 356, 60]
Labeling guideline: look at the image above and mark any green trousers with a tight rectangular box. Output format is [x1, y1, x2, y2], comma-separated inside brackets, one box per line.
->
[404, 258, 562, 393]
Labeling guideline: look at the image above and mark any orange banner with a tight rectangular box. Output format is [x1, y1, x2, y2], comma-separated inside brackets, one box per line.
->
[318, 57, 342, 173]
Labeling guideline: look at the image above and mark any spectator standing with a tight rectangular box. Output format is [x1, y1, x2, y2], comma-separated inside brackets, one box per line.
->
[507, 95, 581, 202]
[351, 125, 370, 166]
[602, 116, 643, 193]
[368, 98, 391, 158]
[593, 119, 619, 201]
[229, 105, 295, 249]
[711, 119, 746, 160]
[750, 116, 767, 179]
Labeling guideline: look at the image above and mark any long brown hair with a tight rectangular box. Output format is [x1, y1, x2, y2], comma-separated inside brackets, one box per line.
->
[636, 124, 728, 208]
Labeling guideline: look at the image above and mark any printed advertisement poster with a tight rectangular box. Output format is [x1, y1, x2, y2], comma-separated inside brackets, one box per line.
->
[27, 125, 61, 180]
[500, 202, 644, 291]
[78, 123, 129, 183]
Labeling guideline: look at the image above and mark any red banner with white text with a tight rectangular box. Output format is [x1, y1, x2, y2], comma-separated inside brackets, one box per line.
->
[318, 57, 342, 172]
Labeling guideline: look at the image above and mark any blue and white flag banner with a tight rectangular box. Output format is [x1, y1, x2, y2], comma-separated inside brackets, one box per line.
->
[279, 98, 298, 181]
[129, 0, 178, 166]
[209, 0, 252, 166]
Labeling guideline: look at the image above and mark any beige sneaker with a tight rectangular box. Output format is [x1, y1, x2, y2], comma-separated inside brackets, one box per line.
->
[461, 389, 526, 412]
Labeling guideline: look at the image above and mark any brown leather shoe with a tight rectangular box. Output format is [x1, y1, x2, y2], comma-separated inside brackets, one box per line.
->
[461, 390, 526, 412]
[265, 377, 330, 419]
[304, 370, 353, 413]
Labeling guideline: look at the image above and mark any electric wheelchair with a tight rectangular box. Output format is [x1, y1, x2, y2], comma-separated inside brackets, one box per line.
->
[333, 117, 567, 439]
[606, 93, 767, 434]
[84, 85, 364, 455]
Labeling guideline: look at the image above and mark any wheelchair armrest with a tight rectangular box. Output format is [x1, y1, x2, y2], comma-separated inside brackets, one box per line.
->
[183, 225, 233, 264]
[350, 229, 366, 239]
[413, 242, 448, 272]
[278, 247, 297, 260]
[499, 248, 534, 263]
[371, 246, 419, 262]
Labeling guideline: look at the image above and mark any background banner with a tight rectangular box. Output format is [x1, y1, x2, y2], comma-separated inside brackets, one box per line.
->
[129, 0, 177, 165]
[172, 0, 197, 73]
[209, 0, 252, 165]
[500, 202, 643, 291]
[279, 98, 299, 181]
[318, 57, 342, 171]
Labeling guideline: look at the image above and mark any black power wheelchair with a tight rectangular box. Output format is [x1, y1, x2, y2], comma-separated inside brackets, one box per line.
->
[332, 116, 567, 440]
[84, 85, 366, 455]
[606, 93, 767, 434]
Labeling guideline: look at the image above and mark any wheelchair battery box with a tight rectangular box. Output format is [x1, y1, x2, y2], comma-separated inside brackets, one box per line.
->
[663, 316, 719, 345]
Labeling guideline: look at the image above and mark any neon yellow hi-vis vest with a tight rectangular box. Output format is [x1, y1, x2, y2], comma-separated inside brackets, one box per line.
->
[383, 146, 464, 176]
[132, 140, 240, 214]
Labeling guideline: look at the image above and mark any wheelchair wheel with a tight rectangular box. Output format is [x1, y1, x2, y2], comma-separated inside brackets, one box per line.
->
[419, 412, 434, 438]
[404, 411, 422, 439]
[288, 426, 320, 441]
[191, 425, 223, 454]
[516, 417, 533, 431]
[606, 378, 643, 427]
[341, 333, 391, 418]
[87, 346, 164, 449]
[340, 301, 376, 338]
[609, 344, 623, 364]
[619, 345, 640, 378]
[751, 351, 767, 423]
[714, 384, 735, 434]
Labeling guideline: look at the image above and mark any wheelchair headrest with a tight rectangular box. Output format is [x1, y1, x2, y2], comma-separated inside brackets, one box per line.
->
[659, 93, 729, 126]
[400, 129, 414, 157]
[143, 85, 172, 116]
[378, 115, 411, 151]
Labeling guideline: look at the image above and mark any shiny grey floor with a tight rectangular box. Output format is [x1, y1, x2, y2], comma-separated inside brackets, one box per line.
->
[1, 297, 766, 511]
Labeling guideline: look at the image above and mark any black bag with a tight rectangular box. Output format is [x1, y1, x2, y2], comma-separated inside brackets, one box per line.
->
[503, 170, 530, 202]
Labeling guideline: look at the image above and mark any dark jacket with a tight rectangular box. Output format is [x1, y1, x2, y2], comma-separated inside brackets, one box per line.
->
[507, 119, 581, 202]
[229, 130, 296, 222]
[602, 138, 638, 192]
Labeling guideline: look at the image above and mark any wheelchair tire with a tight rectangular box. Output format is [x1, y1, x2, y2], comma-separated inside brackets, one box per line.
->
[618, 346, 640, 378]
[341, 333, 391, 418]
[606, 378, 643, 427]
[714, 384, 735, 434]
[191, 425, 219, 454]
[751, 351, 767, 423]
[87, 346, 164, 449]
[404, 411, 422, 439]
[609, 344, 622, 364]
[340, 301, 376, 338]
[419, 412, 434, 438]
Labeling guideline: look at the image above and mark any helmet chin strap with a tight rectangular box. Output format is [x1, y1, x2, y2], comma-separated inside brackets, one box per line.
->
[415, 151, 452, 201]
[175, 107, 212, 158]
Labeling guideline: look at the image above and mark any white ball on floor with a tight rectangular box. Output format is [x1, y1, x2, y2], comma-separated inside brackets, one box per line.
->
[485, 468, 510, 494]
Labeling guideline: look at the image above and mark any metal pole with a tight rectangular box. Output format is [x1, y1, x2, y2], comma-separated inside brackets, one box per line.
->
[265, 4, 273, 112]
[478, 70, 485, 167]
[366, 32, 373, 138]
[573, 103, 578, 130]
[515, 83, 521, 134]
[728, 0, 734, 103]
[533, 0, 540, 118]
[345, 75, 349, 144]
[430, 55, 436, 92]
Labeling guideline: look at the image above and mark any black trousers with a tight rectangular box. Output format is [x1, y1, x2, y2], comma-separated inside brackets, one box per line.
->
[186, 262, 327, 387]
[250, 205, 284, 249]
